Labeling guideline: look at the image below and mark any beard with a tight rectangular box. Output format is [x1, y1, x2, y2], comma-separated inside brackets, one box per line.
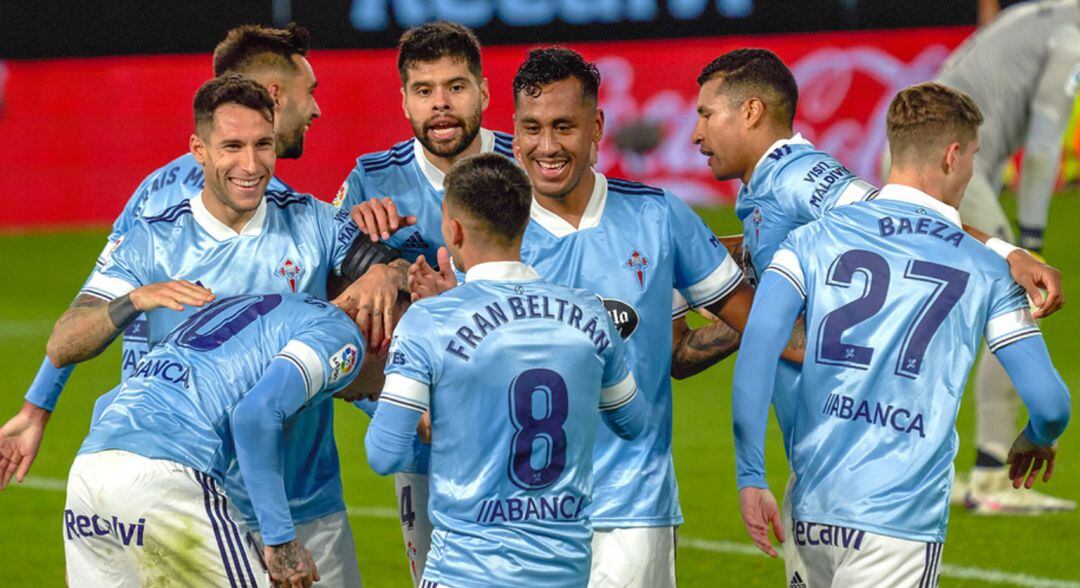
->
[276, 123, 306, 160]
[412, 109, 482, 159]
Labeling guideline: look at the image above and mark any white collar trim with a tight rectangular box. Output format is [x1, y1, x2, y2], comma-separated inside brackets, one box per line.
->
[529, 171, 607, 238]
[750, 132, 814, 181]
[876, 184, 963, 227]
[415, 127, 497, 192]
[191, 192, 267, 240]
[465, 261, 541, 283]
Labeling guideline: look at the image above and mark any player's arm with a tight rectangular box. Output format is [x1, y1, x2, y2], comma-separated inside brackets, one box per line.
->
[1016, 25, 1080, 252]
[230, 358, 319, 587]
[671, 309, 741, 380]
[988, 319, 1071, 489]
[365, 375, 427, 475]
[596, 310, 647, 439]
[731, 270, 803, 557]
[963, 223, 1064, 318]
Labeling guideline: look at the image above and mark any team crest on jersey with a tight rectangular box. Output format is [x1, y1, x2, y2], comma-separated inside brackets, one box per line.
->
[276, 258, 304, 292]
[332, 182, 348, 208]
[752, 207, 764, 241]
[624, 250, 650, 288]
[328, 344, 359, 385]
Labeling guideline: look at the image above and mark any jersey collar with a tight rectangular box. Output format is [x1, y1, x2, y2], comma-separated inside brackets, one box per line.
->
[415, 128, 498, 192]
[529, 170, 607, 238]
[875, 184, 963, 227]
[191, 192, 268, 241]
[465, 261, 542, 283]
[748, 133, 813, 184]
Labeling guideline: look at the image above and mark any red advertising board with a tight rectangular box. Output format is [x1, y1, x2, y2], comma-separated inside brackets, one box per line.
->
[0, 27, 973, 228]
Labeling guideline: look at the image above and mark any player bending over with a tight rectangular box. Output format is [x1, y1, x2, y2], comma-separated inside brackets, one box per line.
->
[733, 82, 1070, 587]
[65, 293, 375, 587]
[365, 153, 647, 587]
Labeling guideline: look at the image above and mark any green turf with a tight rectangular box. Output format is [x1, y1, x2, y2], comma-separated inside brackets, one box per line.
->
[1, 193, 1079, 586]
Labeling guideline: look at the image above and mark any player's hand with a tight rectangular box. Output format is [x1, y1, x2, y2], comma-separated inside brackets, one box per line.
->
[349, 198, 417, 243]
[1006, 250, 1063, 319]
[129, 280, 215, 312]
[0, 401, 51, 490]
[408, 247, 456, 302]
[738, 487, 784, 558]
[1006, 430, 1058, 489]
[265, 540, 319, 588]
[417, 411, 432, 444]
[332, 265, 401, 352]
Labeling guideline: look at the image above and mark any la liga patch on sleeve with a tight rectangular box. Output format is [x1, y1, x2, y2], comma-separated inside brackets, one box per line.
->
[328, 344, 359, 385]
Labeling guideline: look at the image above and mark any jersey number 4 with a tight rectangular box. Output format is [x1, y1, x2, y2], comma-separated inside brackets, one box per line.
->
[507, 368, 569, 491]
[816, 249, 969, 379]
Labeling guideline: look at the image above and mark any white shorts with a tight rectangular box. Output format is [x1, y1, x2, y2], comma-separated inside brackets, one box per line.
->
[788, 517, 943, 588]
[588, 526, 677, 588]
[64, 450, 269, 587]
[395, 471, 434, 587]
[782, 473, 808, 583]
[250, 509, 362, 587]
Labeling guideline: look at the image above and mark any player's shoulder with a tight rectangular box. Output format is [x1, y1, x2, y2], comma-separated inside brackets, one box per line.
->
[605, 175, 667, 199]
[354, 138, 417, 177]
[126, 153, 204, 218]
[490, 129, 515, 159]
[603, 175, 671, 215]
[141, 198, 194, 228]
[266, 188, 316, 210]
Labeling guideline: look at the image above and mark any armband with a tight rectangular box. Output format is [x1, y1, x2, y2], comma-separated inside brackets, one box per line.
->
[341, 235, 402, 281]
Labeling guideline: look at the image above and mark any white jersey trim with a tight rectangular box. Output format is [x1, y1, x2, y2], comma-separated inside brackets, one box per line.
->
[834, 179, 879, 208]
[765, 248, 806, 299]
[600, 373, 638, 411]
[672, 290, 690, 319]
[381, 374, 430, 413]
[986, 308, 1041, 352]
[277, 340, 326, 400]
[530, 171, 607, 238]
[190, 193, 268, 241]
[679, 255, 744, 310]
[415, 128, 497, 192]
[81, 273, 137, 301]
[875, 185, 962, 227]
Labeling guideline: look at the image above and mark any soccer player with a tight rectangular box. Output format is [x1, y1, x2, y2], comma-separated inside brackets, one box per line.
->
[2, 75, 373, 586]
[66, 292, 368, 587]
[921, 0, 1079, 512]
[733, 82, 1070, 586]
[334, 22, 516, 583]
[366, 153, 647, 587]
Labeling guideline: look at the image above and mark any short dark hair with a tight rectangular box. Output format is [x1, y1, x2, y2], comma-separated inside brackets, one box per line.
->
[193, 74, 275, 137]
[697, 49, 799, 126]
[213, 23, 310, 77]
[397, 21, 483, 84]
[443, 153, 532, 246]
[513, 47, 601, 104]
[887, 82, 983, 165]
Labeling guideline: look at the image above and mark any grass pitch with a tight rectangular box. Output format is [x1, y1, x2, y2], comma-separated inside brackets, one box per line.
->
[1, 194, 1078, 587]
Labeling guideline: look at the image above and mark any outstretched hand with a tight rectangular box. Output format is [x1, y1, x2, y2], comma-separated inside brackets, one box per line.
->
[738, 487, 785, 557]
[0, 401, 51, 490]
[1006, 430, 1058, 489]
[408, 247, 457, 302]
[349, 198, 417, 242]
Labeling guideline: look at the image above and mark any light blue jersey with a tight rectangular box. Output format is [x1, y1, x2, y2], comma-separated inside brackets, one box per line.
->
[523, 172, 743, 527]
[375, 262, 639, 588]
[336, 128, 514, 265]
[734, 134, 878, 455]
[80, 293, 362, 482]
[97, 153, 293, 378]
[763, 185, 1043, 542]
[81, 190, 358, 529]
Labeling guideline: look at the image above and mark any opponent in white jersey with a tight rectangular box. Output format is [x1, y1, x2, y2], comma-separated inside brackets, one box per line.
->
[735, 83, 1069, 587]
[884, 0, 1080, 512]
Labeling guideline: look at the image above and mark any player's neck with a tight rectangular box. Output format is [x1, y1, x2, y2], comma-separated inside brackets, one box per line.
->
[423, 134, 484, 175]
[885, 169, 959, 208]
[533, 171, 597, 229]
[743, 128, 794, 184]
[456, 247, 522, 272]
[201, 191, 259, 233]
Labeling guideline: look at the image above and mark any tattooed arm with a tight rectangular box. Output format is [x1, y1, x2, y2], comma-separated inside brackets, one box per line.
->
[265, 540, 319, 588]
[671, 315, 741, 380]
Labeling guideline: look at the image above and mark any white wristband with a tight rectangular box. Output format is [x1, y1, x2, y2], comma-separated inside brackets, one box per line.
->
[986, 238, 1022, 260]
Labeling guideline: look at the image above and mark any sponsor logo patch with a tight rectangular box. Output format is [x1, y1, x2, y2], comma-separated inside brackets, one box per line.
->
[328, 344, 360, 385]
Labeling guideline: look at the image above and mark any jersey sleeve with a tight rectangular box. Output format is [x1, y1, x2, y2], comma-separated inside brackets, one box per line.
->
[97, 170, 160, 269]
[984, 276, 1041, 353]
[666, 191, 743, 310]
[596, 305, 638, 412]
[763, 246, 807, 300]
[277, 301, 365, 399]
[381, 304, 440, 414]
[334, 162, 370, 210]
[315, 201, 361, 275]
[81, 219, 155, 301]
[774, 153, 876, 222]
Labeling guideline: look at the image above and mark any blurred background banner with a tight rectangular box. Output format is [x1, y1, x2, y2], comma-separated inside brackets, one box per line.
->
[0, 26, 971, 228]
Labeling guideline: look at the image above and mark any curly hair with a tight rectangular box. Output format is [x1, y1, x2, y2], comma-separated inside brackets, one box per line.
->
[512, 47, 600, 104]
[397, 21, 483, 84]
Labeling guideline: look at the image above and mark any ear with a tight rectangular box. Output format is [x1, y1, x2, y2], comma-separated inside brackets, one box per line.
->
[401, 86, 409, 120]
[449, 217, 465, 248]
[511, 126, 524, 166]
[744, 97, 766, 129]
[265, 83, 283, 109]
[593, 107, 605, 144]
[480, 77, 491, 112]
[943, 142, 962, 174]
[190, 133, 206, 164]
